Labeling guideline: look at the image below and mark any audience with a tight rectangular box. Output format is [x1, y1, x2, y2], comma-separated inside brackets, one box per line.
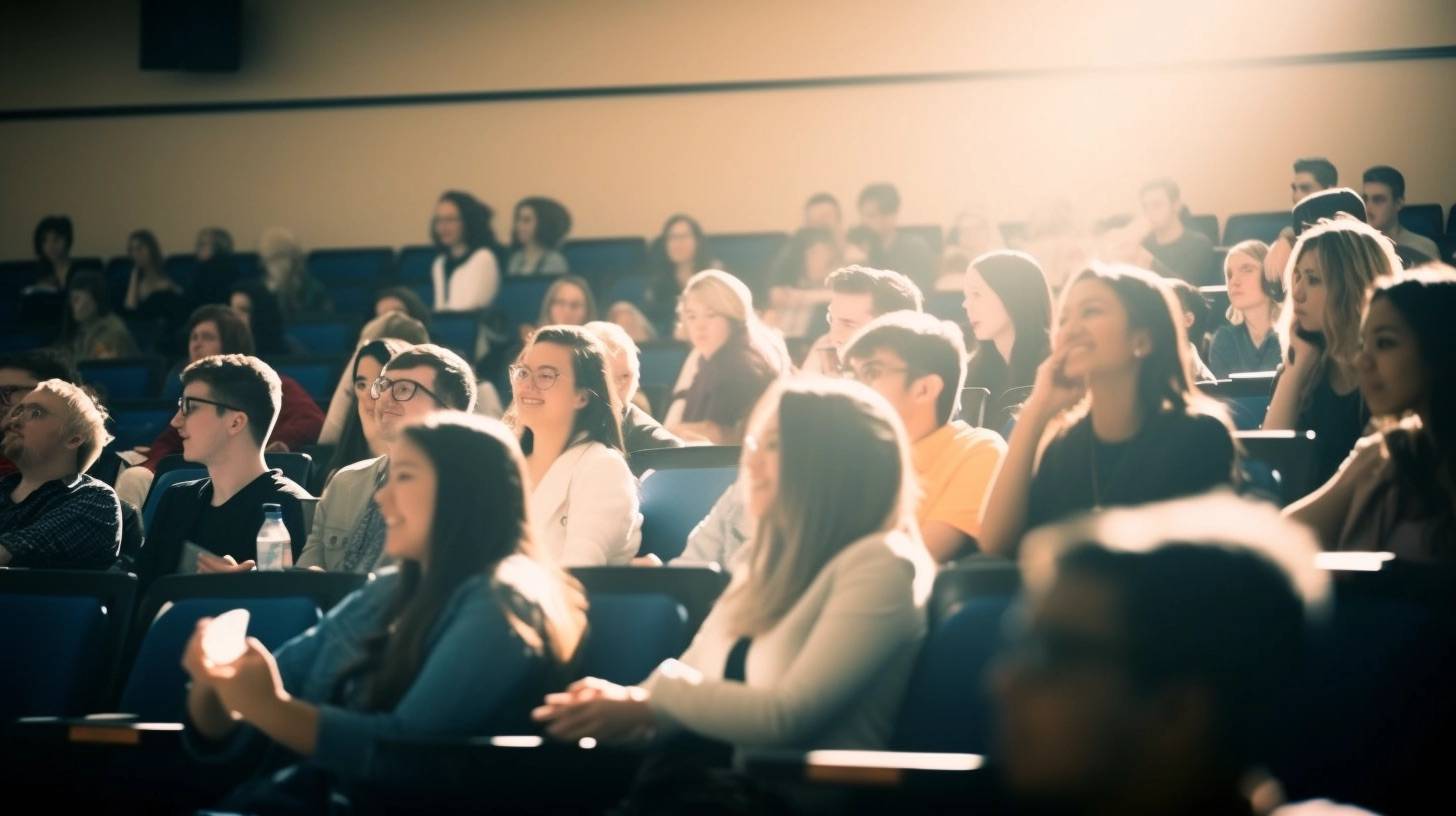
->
[665, 270, 788, 443]
[1362, 165, 1439, 262]
[229, 278, 299, 357]
[1264, 157, 1339, 287]
[318, 311, 430, 447]
[0, 378, 120, 569]
[137, 355, 312, 585]
[122, 229, 187, 349]
[187, 227, 242, 309]
[767, 192, 844, 293]
[533, 380, 934, 793]
[1210, 240, 1283, 377]
[583, 320, 682, 456]
[858, 182, 935, 291]
[799, 264, 924, 376]
[58, 268, 138, 362]
[19, 215, 77, 327]
[510, 325, 641, 566]
[605, 300, 657, 343]
[946, 209, 1002, 265]
[998, 493, 1327, 816]
[1165, 277, 1218, 382]
[1139, 178, 1218, 285]
[1285, 266, 1455, 559]
[766, 226, 838, 338]
[643, 213, 717, 333]
[323, 338, 412, 486]
[429, 190, 504, 311]
[184, 412, 586, 813]
[372, 286, 432, 326]
[259, 227, 331, 316]
[507, 196, 572, 276]
[299, 344, 476, 572]
[962, 250, 1055, 431]
[1265, 218, 1400, 486]
[843, 312, 1007, 560]
[980, 263, 1236, 557]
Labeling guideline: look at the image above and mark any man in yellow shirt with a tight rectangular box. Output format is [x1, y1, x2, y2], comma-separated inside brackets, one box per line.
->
[843, 311, 1007, 561]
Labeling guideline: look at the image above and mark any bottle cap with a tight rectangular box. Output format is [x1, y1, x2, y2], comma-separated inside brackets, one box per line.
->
[262, 502, 282, 514]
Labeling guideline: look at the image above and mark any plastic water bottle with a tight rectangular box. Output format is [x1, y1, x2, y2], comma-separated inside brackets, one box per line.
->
[255, 503, 292, 571]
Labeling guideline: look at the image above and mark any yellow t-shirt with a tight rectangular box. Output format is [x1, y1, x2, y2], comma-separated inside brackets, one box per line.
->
[911, 420, 1007, 539]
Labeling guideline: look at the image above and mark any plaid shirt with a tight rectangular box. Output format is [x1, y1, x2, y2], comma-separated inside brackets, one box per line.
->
[0, 472, 121, 570]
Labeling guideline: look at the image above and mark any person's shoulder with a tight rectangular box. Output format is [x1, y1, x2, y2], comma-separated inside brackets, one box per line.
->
[73, 473, 123, 500]
[1182, 227, 1214, 249]
[336, 454, 386, 478]
[468, 247, 499, 268]
[828, 529, 934, 597]
[573, 441, 630, 472]
[1166, 407, 1234, 443]
[943, 420, 1007, 453]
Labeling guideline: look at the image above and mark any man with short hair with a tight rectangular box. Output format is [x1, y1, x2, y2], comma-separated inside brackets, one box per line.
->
[137, 354, 312, 584]
[858, 182, 936, 291]
[0, 379, 121, 569]
[1362, 165, 1439, 262]
[299, 343, 477, 572]
[1267, 157, 1340, 283]
[994, 494, 1328, 815]
[799, 265, 923, 376]
[1138, 178, 1217, 285]
[0, 350, 81, 479]
[843, 311, 1007, 560]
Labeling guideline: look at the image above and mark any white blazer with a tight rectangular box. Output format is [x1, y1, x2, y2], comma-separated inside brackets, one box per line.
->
[529, 441, 641, 567]
[431, 248, 500, 311]
[642, 530, 932, 752]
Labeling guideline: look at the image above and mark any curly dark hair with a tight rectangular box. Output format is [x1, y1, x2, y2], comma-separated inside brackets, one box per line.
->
[512, 197, 573, 250]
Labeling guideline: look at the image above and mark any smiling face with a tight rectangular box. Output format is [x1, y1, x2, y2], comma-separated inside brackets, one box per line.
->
[1223, 251, 1269, 313]
[1056, 279, 1144, 381]
[741, 407, 781, 520]
[2, 390, 77, 469]
[376, 364, 442, 442]
[1289, 250, 1328, 335]
[512, 341, 587, 432]
[679, 291, 735, 358]
[963, 268, 1013, 345]
[188, 320, 224, 362]
[1357, 296, 1428, 418]
[374, 436, 436, 564]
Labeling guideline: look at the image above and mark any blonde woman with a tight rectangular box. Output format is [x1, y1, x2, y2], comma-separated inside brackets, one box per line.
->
[259, 227, 330, 316]
[1208, 240, 1282, 377]
[1264, 218, 1401, 484]
[663, 270, 789, 444]
[533, 379, 933, 770]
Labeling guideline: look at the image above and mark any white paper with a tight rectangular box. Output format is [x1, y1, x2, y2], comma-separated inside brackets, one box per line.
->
[201, 608, 250, 665]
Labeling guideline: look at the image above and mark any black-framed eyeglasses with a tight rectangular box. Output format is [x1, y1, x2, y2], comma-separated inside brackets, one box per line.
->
[370, 376, 442, 404]
[0, 384, 36, 407]
[842, 360, 913, 383]
[508, 364, 561, 392]
[177, 395, 245, 417]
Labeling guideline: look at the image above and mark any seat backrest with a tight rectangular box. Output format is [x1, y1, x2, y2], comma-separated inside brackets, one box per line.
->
[1236, 430, 1317, 506]
[892, 594, 1016, 754]
[1223, 212, 1290, 245]
[636, 341, 690, 391]
[119, 595, 321, 720]
[1398, 203, 1444, 243]
[397, 245, 437, 283]
[306, 247, 393, 287]
[429, 311, 480, 357]
[579, 593, 689, 685]
[108, 403, 175, 449]
[79, 357, 163, 401]
[272, 358, 340, 403]
[1186, 213, 1220, 243]
[496, 276, 557, 329]
[0, 594, 108, 720]
[706, 232, 789, 285]
[958, 387, 991, 428]
[561, 237, 648, 284]
[900, 224, 944, 257]
[142, 467, 207, 529]
[571, 565, 729, 636]
[288, 319, 357, 357]
[638, 466, 739, 561]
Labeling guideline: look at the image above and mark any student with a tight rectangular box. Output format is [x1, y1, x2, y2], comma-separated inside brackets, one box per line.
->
[258, 227, 331, 316]
[843, 311, 1007, 560]
[1165, 278, 1218, 382]
[858, 182, 935, 291]
[187, 227, 243, 310]
[183, 412, 586, 813]
[137, 355, 312, 584]
[510, 326, 641, 566]
[58, 268, 138, 362]
[799, 265, 924, 376]
[664, 270, 789, 444]
[1285, 267, 1456, 559]
[996, 493, 1327, 816]
[0, 351, 80, 478]
[979, 263, 1237, 558]
[1362, 165, 1439, 262]
[122, 229, 187, 349]
[18, 215, 76, 327]
[480, 276, 597, 396]
[1209, 240, 1283, 377]
[229, 279, 299, 357]
[1264, 157, 1339, 287]
[533, 380, 934, 770]
[1138, 178, 1218, 285]
[766, 193, 845, 299]
[318, 311, 430, 447]
[583, 321, 683, 457]
[962, 250, 1054, 430]
[323, 339, 412, 487]
[372, 286, 433, 327]
[506, 196, 572, 276]
[429, 191, 504, 311]
[0, 378, 121, 569]
[299, 344, 477, 573]
[1265, 218, 1400, 486]
[766, 226, 838, 339]
[642, 213, 718, 334]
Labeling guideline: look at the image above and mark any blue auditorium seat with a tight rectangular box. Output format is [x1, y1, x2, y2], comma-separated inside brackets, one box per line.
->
[496, 276, 556, 329]
[429, 311, 480, 357]
[271, 357, 340, 403]
[638, 464, 738, 561]
[1223, 212, 1290, 245]
[397, 245, 437, 284]
[142, 467, 207, 529]
[109, 402, 176, 449]
[561, 237, 648, 283]
[637, 341, 689, 390]
[579, 593, 689, 685]
[606, 274, 647, 306]
[1398, 203, 1444, 245]
[79, 357, 163, 402]
[1185, 213, 1220, 243]
[289, 318, 357, 356]
[707, 232, 788, 286]
[330, 284, 378, 318]
[307, 247, 393, 288]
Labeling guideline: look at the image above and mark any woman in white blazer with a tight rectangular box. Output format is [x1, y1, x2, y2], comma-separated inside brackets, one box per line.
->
[510, 325, 641, 566]
[429, 191, 504, 312]
[534, 379, 934, 758]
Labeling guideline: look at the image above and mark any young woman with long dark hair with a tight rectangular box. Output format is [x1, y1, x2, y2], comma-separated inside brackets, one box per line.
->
[183, 412, 587, 810]
[642, 213, 717, 333]
[323, 338, 412, 485]
[961, 250, 1053, 430]
[507, 197, 572, 276]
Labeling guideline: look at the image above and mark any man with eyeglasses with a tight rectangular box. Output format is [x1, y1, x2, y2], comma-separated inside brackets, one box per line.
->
[298, 344, 476, 573]
[0, 378, 122, 569]
[135, 354, 313, 585]
[797, 265, 923, 376]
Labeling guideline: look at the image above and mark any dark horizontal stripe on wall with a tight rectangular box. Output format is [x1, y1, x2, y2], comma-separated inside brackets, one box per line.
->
[3, 44, 1454, 122]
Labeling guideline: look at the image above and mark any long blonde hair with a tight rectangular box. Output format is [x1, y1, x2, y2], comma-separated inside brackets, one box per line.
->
[677, 269, 792, 373]
[724, 379, 930, 636]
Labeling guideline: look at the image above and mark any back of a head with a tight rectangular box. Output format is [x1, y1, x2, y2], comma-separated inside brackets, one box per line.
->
[970, 250, 1053, 366]
[0, 350, 79, 385]
[181, 354, 284, 449]
[1166, 277, 1213, 345]
[1022, 493, 1328, 767]
[827, 264, 925, 315]
[1293, 188, 1367, 236]
[386, 343, 478, 413]
[845, 310, 968, 426]
[188, 304, 256, 356]
[1294, 157, 1338, 189]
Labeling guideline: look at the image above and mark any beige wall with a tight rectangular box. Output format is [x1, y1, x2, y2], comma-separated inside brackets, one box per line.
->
[2, 0, 1454, 260]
